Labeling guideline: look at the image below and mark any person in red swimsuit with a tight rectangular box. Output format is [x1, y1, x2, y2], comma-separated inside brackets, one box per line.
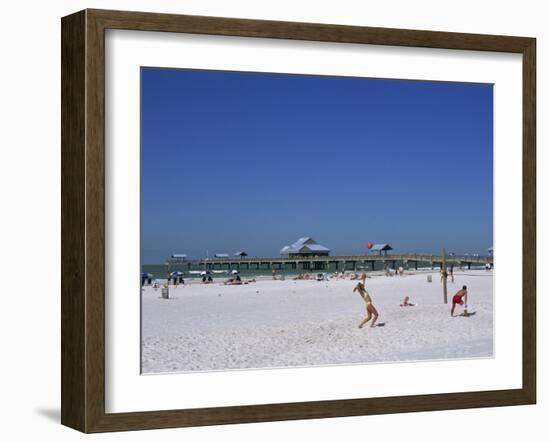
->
[451, 285, 468, 317]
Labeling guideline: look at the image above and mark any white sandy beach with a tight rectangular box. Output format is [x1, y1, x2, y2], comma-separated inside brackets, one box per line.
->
[141, 270, 493, 373]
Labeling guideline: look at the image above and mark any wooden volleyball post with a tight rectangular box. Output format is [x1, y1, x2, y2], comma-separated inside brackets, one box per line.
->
[442, 248, 448, 304]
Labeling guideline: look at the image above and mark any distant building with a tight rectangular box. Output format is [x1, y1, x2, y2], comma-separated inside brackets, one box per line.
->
[234, 250, 248, 257]
[369, 244, 393, 256]
[170, 253, 188, 263]
[487, 247, 493, 256]
[280, 237, 330, 257]
[214, 253, 229, 258]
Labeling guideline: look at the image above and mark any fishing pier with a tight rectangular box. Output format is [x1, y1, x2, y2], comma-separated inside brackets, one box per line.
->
[169, 253, 493, 273]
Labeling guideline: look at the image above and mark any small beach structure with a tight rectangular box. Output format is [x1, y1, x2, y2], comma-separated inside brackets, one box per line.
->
[214, 253, 229, 259]
[234, 250, 248, 258]
[170, 271, 184, 284]
[141, 272, 153, 286]
[200, 269, 213, 283]
[280, 237, 330, 257]
[369, 244, 393, 256]
[170, 253, 188, 263]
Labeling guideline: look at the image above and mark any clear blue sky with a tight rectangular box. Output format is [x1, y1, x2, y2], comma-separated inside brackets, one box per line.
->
[141, 68, 493, 263]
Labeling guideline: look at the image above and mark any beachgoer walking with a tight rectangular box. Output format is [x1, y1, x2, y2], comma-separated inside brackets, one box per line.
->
[353, 282, 379, 328]
[451, 285, 468, 317]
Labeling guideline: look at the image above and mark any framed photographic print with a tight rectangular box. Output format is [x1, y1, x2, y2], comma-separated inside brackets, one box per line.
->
[61, 9, 536, 433]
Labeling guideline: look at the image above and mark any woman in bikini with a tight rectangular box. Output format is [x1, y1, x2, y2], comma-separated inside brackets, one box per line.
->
[353, 282, 379, 328]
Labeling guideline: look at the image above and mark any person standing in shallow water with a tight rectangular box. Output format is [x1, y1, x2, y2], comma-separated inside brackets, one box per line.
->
[353, 282, 379, 328]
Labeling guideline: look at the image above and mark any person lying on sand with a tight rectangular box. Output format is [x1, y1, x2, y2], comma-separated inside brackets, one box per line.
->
[451, 285, 468, 317]
[224, 275, 243, 285]
[400, 296, 415, 307]
[353, 282, 379, 328]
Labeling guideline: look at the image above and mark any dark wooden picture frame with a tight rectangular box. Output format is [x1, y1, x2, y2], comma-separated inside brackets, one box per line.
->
[61, 9, 536, 433]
